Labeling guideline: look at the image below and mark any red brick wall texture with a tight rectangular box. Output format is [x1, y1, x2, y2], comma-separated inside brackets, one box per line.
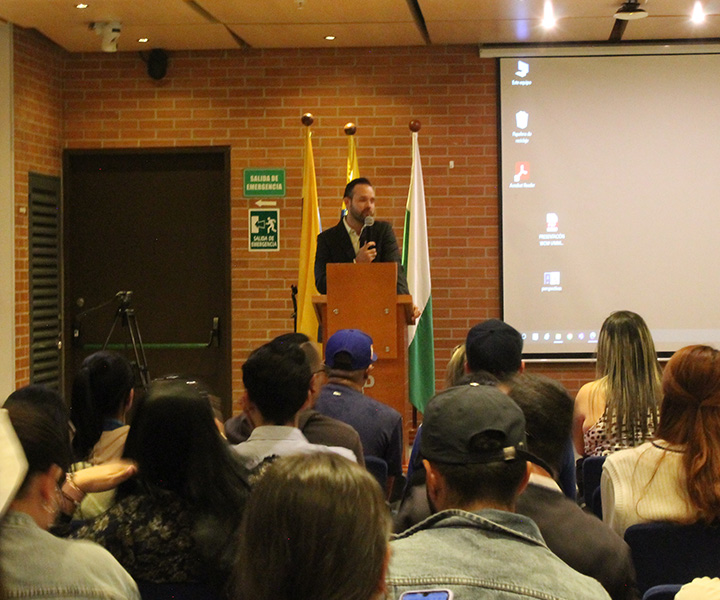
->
[12, 28, 596, 410]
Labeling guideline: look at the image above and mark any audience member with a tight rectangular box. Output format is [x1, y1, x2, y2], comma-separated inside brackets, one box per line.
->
[602, 345, 720, 536]
[314, 328, 402, 495]
[574, 310, 661, 457]
[232, 452, 391, 600]
[386, 383, 611, 600]
[1, 401, 139, 600]
[444, 343, 467, 388]
[233, 339, 357, 470]
[510, 374, 638, 600]
[465, 319, 524, 390]
[72, 379, 250, 592]
[225, 333, 364, 465]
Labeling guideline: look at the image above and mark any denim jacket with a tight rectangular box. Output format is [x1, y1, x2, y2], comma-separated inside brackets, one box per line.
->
[387, 508, 611, 600]
[0, 510, 140, 600]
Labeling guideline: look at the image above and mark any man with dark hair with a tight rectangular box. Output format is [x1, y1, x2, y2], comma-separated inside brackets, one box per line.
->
[313, 177, 410, 295]
[232, 340, 357, 470]
[387, 384, 611, 600]
[465, 318, 524, 386]
[225, 335, 365, 466]
[314, 328, 403, 495]
[509, 374, 638, 600]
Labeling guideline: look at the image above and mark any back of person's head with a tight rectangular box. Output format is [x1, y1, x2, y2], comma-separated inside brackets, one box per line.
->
[595, 310, 661, 440]
[444, 344, 467, 388]
[272, 332, 310, 345]
[465, 319, 523, 381]
[6, 401, 71, 500]
[344, 177, 373, 200]
[508, 374, 573, 477]
[233, 452, 390, 600]
[4, 385, 69, 434]
[420, 383, 529, 510]
[242, 340, 311, 424]
[325, 329, 377, 384]
[70, 350, 134, 461]
[656, 345, 720, 523]
[122, 379, 248, 514]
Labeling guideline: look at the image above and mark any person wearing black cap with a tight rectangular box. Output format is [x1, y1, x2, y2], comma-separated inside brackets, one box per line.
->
[314, 328, 403, 496]
[464, 318, 524, 388]
[386, 383, 611, 600]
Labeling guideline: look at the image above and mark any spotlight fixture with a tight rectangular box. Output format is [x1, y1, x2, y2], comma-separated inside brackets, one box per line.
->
[76, 3, 88, 9]
[324, 35, 336, 41]
[138, 38, 149, 43]
[614, 1, 648, 21]
[692, 1, 705, 23]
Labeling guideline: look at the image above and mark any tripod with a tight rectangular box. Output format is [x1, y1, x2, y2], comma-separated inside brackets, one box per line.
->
[103, 291, 150, 389]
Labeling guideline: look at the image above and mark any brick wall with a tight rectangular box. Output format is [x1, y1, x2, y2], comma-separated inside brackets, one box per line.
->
[13, 28, 64, 385]
[13, 35, 597, 408]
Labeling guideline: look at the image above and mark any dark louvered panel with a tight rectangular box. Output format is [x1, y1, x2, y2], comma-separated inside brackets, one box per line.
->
[29, 173, 61, 391]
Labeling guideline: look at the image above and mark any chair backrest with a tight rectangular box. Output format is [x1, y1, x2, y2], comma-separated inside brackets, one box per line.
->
[624, 521, 720, 594]
[364, 455, 388, 491]
[641, 584, 683, 600]
[581, 455, 606, 508]
[136, 580, 221, 600]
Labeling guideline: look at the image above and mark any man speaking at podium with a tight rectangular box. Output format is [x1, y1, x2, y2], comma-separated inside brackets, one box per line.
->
[314, 177, 410, 296]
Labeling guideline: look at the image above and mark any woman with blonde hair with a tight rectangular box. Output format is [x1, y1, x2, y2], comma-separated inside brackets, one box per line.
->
[574, 310, 662, 457]
[602, 344, 720, 535]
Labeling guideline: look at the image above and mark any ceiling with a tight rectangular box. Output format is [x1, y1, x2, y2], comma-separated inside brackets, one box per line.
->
[1, 0, 720, 53]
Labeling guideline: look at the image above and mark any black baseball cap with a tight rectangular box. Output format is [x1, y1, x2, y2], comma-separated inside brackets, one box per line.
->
[465, 319, 523, 377]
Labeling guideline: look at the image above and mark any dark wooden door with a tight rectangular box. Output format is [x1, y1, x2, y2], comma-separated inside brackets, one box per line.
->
[63, 148, 231, 414]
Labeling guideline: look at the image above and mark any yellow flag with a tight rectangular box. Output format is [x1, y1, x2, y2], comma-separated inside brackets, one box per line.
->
[341, 135, 360, 217]
[297, 127, 321, 337]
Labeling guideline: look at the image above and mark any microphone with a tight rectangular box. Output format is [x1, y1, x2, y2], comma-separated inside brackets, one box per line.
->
[359, 216, 375, 247]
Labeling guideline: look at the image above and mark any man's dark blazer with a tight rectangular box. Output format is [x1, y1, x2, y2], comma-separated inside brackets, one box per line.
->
[314, 217, 409, 295]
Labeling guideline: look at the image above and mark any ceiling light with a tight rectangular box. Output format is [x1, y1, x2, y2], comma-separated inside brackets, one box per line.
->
[324, 35, 336, 41]
[614, 2, 648, 21]
[76, 3, 88, 8]
[138, 38, 149, 43]
[692, 1, 705, 23]
[542, 1, 556, 28]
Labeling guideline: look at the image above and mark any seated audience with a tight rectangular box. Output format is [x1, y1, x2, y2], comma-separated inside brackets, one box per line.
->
[72, 379, 250, 592]
[232, 452, 391, 600]
[602, 345, 720, 536]
[225, 333, 364, 465]
[509, 374, 638, 600]
[314, 328, 402, 495]
[386, 383, 611, 600]
[233, 339, 357, 470]
[574, 311, 661, 457]
[1, 401, 139, 600]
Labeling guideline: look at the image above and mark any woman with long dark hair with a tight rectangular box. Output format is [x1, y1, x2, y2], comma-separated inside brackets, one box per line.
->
[72, 379, 250, 591]
[602, 345, 720, 535]
[574, 310, 662, 457]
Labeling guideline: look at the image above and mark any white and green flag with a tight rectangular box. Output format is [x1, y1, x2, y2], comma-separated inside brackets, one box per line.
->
[402, 130, 435, 412]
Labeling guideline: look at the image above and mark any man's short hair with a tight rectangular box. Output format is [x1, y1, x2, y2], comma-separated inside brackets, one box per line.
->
[508, 374, 574, 476]
[465, 319, 523, 380]
[344, 177, 372, 200]
[242, 340, 311, 425]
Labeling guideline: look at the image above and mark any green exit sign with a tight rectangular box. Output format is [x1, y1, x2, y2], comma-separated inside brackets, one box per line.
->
[244, 169, 285, 197]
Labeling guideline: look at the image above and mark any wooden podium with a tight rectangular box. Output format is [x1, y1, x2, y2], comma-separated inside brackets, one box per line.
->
[313, 263, 413, 447]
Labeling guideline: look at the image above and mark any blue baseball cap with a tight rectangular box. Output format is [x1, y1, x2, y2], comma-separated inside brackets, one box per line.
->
[325, 329, 378, 370]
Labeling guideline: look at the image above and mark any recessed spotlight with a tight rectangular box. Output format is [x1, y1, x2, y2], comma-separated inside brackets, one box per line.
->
[692, 1, 705, 23]
[542, 0, 556, 28]
[76, 3, 88, 8]
[138, 38, 149, 43]
[324, 35, 336, 41]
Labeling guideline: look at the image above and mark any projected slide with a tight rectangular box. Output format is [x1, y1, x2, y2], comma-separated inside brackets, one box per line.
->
[500, 54, 720, 356]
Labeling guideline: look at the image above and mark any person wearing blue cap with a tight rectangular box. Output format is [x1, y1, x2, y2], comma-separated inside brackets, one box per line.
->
[315, 328, 403, 497]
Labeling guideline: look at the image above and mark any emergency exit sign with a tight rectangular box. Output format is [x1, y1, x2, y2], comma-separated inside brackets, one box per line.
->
[244, 169, 285, 197]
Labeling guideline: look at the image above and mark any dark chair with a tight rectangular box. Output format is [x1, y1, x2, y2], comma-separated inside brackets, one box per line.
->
[625, 521, 720, 594]
[641, 584, 683, 600]
[136, 581, 220, 600]
[581, 455, 606, 516]
[364, 455, 388, 491]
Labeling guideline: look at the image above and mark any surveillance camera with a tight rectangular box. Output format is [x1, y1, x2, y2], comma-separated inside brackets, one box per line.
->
[92, 21, 122, 53]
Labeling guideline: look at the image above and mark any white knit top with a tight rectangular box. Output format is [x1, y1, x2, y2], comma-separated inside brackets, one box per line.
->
[601, 440, 700, 536]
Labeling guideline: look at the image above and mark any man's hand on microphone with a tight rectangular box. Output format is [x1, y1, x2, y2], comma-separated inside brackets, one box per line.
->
[356, 241, 377, 263]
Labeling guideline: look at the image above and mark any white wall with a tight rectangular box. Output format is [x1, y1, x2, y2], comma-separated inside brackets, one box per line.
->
[0, 22, 14, 397]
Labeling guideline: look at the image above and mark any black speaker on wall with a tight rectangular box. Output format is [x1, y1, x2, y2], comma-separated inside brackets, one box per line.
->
[147, 49, 168, 81]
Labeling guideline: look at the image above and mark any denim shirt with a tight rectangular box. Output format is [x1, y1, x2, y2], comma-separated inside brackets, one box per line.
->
[387, 508, 611, 600]
[0, 510, 140, 600]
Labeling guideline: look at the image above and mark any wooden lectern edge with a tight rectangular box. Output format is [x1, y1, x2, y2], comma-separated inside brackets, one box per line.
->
[313, 294, 414, 325]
